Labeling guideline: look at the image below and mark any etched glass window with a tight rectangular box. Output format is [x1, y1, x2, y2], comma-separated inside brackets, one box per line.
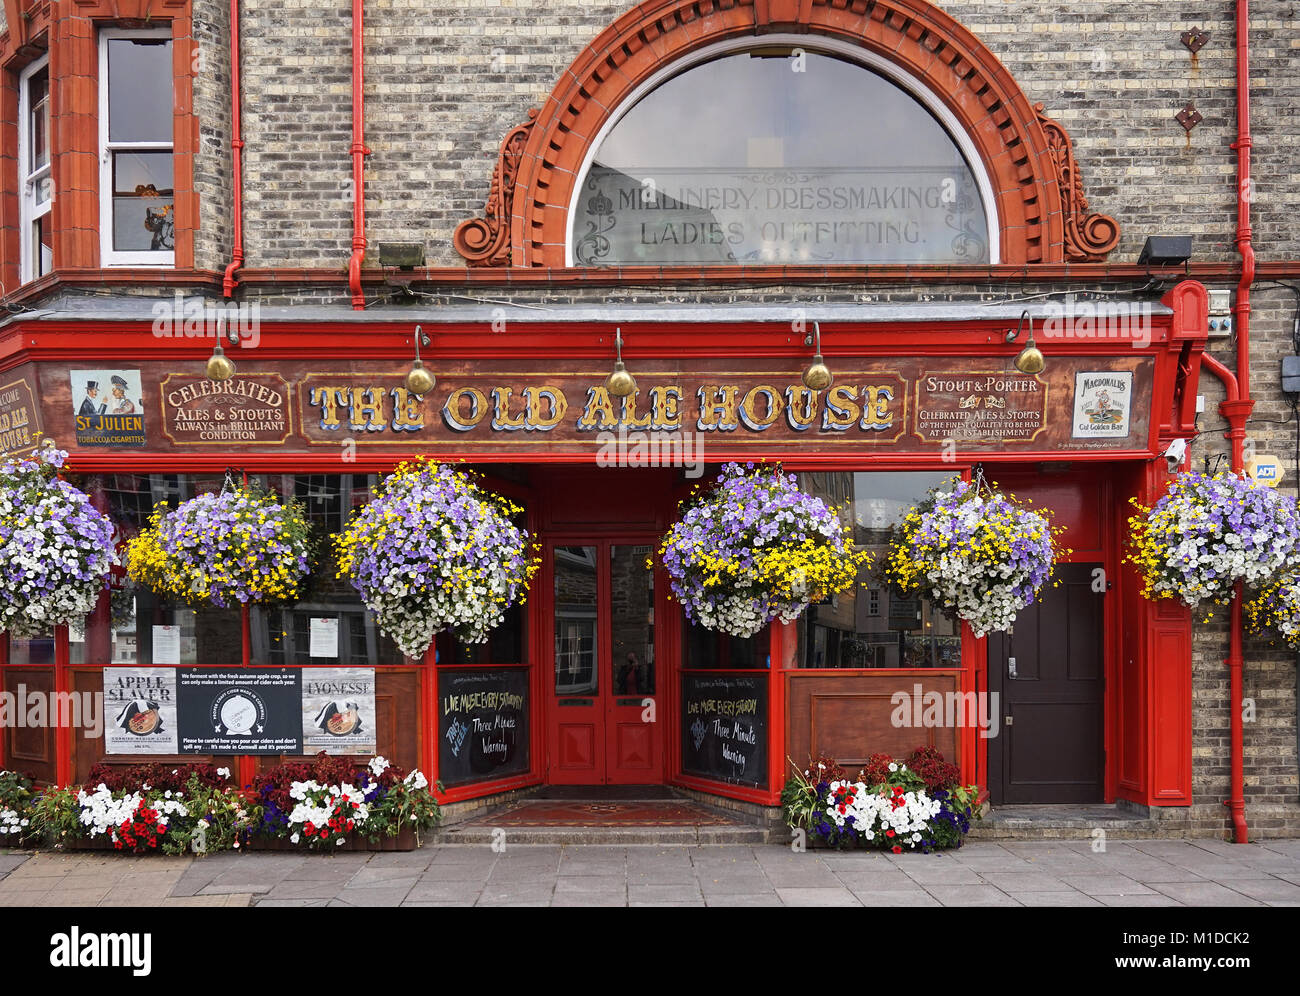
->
[571, 48, 989, 266]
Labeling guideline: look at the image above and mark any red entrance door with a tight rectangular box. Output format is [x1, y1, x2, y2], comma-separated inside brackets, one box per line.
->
[547, 539, 661, 784]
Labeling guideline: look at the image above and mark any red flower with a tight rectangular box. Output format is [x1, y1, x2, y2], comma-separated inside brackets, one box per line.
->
[892, 845, 903, 854]
[886, 829, 895, 837]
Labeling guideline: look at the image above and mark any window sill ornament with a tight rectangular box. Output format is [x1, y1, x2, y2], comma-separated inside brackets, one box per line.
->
[126, 473, 314, 608]
[334, 459, 540, 659]
[654, 462, 870, 639]
[883, 469, 1065, 638]
[1128, 471, 1300, 618]
[0, 447, 116, 637]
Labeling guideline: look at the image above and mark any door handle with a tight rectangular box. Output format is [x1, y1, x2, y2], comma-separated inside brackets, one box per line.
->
[1008, 656, 1017, 679]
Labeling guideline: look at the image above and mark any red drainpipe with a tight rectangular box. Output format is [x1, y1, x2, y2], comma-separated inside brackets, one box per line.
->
[221, 0, 245, 298]
[1197, 0, 1256, 844]
[347, 0, 370, 310]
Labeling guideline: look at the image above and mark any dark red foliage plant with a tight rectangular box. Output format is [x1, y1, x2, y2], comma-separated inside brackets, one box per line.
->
[86, 762, 230, 794]
[906, 745, 962, 793]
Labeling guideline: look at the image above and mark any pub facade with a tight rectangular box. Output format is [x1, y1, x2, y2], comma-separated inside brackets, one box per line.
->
[1, 0, 1297, 837]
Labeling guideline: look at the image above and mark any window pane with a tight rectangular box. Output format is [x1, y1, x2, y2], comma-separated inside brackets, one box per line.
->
[112, 151, 174, 251]
[555, 546, 597, 694]
[610, 545, 654, 695]
[683, 622, 768, 670]
[27, 66, 49, 174]
[108, 37, 174, 143]
[576, 49, 988, 265]
[33, 214, 53, 278]
[794, 472, 963, 669]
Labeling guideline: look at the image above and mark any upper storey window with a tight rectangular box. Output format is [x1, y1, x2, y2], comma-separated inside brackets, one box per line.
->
[99, 29, 175, 266]
[19, 57, 53, 283]
[569, 44, 993, 267]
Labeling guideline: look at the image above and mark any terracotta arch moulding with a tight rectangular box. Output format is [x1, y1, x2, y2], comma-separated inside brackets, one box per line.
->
[454, 0, 1119, 269]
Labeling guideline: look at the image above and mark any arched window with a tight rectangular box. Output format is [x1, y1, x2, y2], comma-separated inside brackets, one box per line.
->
[568, 40, 995, 267]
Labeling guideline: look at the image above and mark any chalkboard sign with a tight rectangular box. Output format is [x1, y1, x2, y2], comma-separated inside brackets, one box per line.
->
[681, 672, 768, 788]
[438, 668, 530, 787]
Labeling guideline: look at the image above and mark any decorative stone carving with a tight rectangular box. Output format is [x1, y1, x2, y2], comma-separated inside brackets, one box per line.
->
[1035, 104, 1121, 263]
[452, 109, 538, 267]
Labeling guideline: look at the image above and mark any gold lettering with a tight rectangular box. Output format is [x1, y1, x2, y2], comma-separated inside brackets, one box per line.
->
[309, 386, 343, 430]
[740, 385, 783, 429]
[389, 387, 425, 432]
[577, 386, 618, 431]
[526, 386, 567, 430]
[347, 387, 386, 431]
[696, 385, 740, 431]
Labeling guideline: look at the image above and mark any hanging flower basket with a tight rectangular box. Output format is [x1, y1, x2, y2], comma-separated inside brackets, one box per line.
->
[126, 479, 314, 608]
[1127, 471, 1300, 613]
[1245, 577, 1300, 649]
[0, 448, 115, 637]
[883, 477, 1064, 638]
[655, 462, 870, 638]
[334, 459, 539, 658]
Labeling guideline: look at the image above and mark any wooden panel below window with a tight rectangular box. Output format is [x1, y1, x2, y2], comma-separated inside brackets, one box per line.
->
[785, 671, 961, 773]
[3, 668, 57, 784]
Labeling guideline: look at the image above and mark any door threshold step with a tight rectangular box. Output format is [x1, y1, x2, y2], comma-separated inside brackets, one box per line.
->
[438, 797, 770, 845]
[437, 825, 771, 845]
[970, 804, 1161, 839]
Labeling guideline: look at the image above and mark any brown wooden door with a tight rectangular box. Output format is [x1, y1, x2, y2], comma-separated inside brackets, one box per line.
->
[987, 563, 1105, 804]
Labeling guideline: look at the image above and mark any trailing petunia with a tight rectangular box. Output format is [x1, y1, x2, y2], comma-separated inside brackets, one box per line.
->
[334, 459, 539, 658]
[126, 480, 314, 608]
[884, 479, 1064, 638]
[1128, 471, 1300, 613]
[0, 447, 115, 637]
[1245, 575, 1300, 649]
[655, 462, 870, 638]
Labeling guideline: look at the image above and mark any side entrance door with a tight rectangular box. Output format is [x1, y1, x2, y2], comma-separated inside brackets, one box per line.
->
[547, 540, 660, 784]
[987, 562, 1105, 804]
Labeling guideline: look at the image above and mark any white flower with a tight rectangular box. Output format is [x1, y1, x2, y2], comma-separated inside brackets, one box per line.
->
[216, 767, 231, 779]
[368, 756, 390, 778]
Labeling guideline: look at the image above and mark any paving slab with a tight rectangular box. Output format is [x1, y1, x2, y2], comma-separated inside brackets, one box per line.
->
[774, 887, 862, 906]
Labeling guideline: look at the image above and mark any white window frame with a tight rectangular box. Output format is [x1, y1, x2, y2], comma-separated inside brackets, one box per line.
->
[18, 55, 53, 283]
[98, 26, 175, 267]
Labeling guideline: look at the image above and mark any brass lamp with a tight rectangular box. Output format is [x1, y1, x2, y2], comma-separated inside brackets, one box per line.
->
[205, 316, 236, 381]
[406, 325, 435, 395]
[1007, 310, 1045, 375]
[604, 328, 637, 399]
[801, 321, 833, 391]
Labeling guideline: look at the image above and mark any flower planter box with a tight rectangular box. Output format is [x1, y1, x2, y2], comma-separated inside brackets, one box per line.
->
[43, 826, 425, 853]
[244, 826, 423, 852]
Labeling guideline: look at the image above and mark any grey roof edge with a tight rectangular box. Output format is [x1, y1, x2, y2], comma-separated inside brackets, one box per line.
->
[2, 297, 1174, 328]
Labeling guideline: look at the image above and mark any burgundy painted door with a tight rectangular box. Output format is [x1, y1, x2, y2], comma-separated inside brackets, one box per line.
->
[548, 540, 660, 784]
[987, 563, 1105, 804]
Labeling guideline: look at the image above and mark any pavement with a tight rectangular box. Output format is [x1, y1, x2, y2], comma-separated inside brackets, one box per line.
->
[2, 838, 1299, 906]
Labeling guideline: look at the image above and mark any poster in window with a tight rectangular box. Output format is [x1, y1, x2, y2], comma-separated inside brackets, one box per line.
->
[176, 669, 302, 754]
[70, 368, 145, 447]
[105, 667, 178, 755]
[301, 668, 375, 755]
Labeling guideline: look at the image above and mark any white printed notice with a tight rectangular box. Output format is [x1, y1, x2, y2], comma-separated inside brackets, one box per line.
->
[1072, 371, 1133, 439]
[302, 668, 375, 755]
[309, 618, 340, 659]
[105, 668, 179, 754]
[152, 625, 181, 666]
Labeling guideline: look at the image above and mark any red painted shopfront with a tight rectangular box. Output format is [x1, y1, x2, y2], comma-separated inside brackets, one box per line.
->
[0, 281, 1206, 815]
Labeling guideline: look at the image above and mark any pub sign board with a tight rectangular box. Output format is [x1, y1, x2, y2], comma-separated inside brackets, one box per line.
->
[36, 355, 1154, 457]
